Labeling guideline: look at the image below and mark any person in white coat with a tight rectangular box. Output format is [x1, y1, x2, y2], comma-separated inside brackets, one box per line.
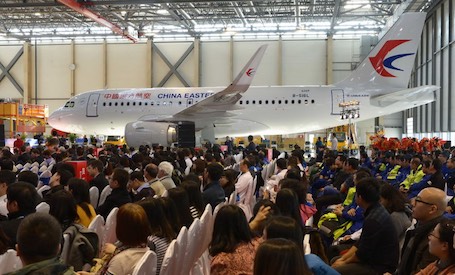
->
[236, 159, 254, 219]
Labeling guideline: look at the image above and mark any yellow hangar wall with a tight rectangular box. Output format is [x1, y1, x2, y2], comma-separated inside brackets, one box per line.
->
[0, 39, 360, 120]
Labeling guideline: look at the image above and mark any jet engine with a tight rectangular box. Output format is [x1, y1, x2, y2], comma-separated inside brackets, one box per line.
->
[124, 121, 177, 148]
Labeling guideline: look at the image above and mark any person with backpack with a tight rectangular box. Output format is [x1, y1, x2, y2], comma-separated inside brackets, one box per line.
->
[48, 190, 99, 271]
[8, 213, 77, 275]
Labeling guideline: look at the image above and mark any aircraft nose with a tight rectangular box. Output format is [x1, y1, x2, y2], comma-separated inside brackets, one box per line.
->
[48, 110, 63, 129]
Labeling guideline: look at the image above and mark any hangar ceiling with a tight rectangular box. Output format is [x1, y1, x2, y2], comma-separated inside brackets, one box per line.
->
[0, 0, 437, 42]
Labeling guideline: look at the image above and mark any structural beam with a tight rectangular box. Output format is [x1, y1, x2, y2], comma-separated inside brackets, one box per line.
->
[56, 0, 138, 42]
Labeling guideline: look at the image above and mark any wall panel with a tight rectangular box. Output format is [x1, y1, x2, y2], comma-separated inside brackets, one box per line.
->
[33, 45, 72, 100]
[74, 44, 104, 93]
[281, 40, 325, 85]
[200, 42, 230, 87]
[234, 41, 279, 86]
[332, 39, 360, 84]
[107, 43, 148, 88]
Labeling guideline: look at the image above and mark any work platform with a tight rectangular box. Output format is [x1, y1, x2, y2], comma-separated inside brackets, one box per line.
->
[0, 103, 48, 138]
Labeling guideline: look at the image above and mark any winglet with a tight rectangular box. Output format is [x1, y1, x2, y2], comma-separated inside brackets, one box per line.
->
[223, 45, 267, 94]
[336, 12, 426, 90]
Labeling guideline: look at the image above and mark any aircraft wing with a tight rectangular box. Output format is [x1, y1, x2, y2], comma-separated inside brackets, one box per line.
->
[370, 85, 438, 107]
[172, 45, 267, 120]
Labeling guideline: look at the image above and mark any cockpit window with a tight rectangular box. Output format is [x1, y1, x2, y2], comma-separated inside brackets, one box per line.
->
[64, 101, 75, 108]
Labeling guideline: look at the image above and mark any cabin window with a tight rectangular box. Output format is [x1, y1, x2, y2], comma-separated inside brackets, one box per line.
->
[103, 102, 106, 106]
[151, 101, 154, 106]
[278, 100, 282, 104]
[285, 100, 288, 104]
[259, 100, 262, 104]
[139, 102, 142, 106]
[127, 102, 130, 106]
[133, 102, 136, 106]
[265, 100, 269, 104]
[298, 100, 301, 104]
[291, 100, 295, 104]
[246, 100, 249, 105]
[252, 100, 256, 104]
[272, 100, 275, 104]
[121, 102, 125, 106]
[240, 100, 243, 105]
[311, 99, 315, 104]
[115, 102, 118, 106]
[109, 102, 112, 106]
[305, 100, 308, 104]
[179, 101, 182, 105]
[145, 102, 148, 106]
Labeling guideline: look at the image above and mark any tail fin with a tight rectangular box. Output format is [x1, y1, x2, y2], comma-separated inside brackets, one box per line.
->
[336, 12, 426, 89]
[222, 45, 267, 94]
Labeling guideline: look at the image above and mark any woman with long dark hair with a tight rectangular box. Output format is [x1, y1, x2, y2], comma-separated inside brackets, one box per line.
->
[210, 204, 261, 275]
[181, 180, 205, 218]
[78, 203, 151, 275]
[68, 178, 96, 227]
[167, 187, 194, 228]
[265, 216, 338, 275]
[136, 198, 176, 275]
[275, 188, 305, 229]
[380, 183, 412, 245]
[48, 190, 78, 231]
[254, 238, 311, 275]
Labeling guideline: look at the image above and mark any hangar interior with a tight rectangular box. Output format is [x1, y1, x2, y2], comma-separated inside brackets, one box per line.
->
[0, 0, 452, 148]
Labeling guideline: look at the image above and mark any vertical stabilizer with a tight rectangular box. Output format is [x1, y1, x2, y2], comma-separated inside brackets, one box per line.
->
[222, 45, 267, 94]
[336, 12, 426, 90]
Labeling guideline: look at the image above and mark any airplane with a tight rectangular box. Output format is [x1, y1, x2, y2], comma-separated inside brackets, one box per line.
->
[48, 12, 438, 148]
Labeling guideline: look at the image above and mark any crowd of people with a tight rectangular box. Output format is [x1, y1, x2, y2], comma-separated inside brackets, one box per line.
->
[0, 136, 455, 274]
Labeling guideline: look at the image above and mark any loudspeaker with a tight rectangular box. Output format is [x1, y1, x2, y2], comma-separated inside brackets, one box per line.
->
[0, 125, 4, 147]
[177, 122, 195, 148]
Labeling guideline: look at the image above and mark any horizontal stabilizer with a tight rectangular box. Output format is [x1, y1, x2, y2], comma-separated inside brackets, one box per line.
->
[370, 85, 438, 107]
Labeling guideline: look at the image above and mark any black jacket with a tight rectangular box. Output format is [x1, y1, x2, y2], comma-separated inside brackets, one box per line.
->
[96, 188, 131, 219]
[89, 173, 108, 194]
[396, 215, 443, 275]
[202, 181, 225, 210]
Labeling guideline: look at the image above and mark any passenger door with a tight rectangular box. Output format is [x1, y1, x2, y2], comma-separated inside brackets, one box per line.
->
[86, 93, 100, 117]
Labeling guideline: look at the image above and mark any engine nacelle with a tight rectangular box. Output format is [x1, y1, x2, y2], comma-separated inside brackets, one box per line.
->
[124, 121, 177, 148]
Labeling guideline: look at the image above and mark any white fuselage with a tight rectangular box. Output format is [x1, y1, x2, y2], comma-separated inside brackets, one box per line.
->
[48, 85, 433, 138]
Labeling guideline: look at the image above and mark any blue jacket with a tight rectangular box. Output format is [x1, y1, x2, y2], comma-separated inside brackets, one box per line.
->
[407, 174, 432, 199]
